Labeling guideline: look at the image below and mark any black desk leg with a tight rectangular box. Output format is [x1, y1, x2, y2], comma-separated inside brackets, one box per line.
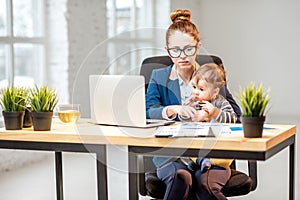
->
[289, 143, 295, 200]
[55, 152, 63, 200]
[248, 160, 258, 191]
[95, 145, 108, 200]
[128, 147, 138, 200]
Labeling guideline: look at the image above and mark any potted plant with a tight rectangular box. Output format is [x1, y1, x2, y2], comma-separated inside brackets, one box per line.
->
[29, 85, 58, 131]
[0, 87, 28, 130]
[238, 82, 270, 138]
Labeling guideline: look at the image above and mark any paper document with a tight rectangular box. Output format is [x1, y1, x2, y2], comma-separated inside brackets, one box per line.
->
[155, 123, 215, 137]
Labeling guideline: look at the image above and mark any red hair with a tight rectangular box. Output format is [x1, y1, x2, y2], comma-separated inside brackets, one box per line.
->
[166, 9, 200, 46]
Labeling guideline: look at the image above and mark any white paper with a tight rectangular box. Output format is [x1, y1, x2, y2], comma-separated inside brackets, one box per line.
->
[155, 123, 215, 137]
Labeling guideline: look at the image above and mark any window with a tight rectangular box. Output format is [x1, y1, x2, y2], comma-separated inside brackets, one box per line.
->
[0, 0, 45, 89]
[106, 0, 170, 75]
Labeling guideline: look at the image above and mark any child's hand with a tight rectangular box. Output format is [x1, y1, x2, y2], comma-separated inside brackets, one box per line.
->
[200, 101, 214, 113]
[191, 110, 210, 122]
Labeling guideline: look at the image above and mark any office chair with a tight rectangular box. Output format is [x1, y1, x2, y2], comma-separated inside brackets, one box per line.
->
[139, 54, 257, 199]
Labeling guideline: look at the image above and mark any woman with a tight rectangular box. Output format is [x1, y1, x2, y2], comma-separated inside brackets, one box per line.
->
[145, 9, 249, 200]
[146, 10, 241, 122]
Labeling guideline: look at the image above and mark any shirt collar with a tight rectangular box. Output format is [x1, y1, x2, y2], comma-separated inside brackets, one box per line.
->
[177, 72, 188, 86]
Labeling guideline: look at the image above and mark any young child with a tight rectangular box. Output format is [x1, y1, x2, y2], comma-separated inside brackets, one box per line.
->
[185, 62, 237, 123]
[186, 63, 237, 199]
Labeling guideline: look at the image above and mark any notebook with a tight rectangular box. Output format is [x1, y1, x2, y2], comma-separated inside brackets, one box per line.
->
[89, 75, 174, 128]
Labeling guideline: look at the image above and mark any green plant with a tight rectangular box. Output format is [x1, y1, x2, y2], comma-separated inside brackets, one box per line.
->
[0, 87, 28, 112]
[29, 85, 58, 112]
[238, 82, 270, 117]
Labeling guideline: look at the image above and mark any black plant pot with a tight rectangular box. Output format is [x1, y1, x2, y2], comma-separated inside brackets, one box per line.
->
[23, 107, 33, 128]
[2, 111, 25, 130]
[31, 112, 53, 131]
[241, 116, 265, 138]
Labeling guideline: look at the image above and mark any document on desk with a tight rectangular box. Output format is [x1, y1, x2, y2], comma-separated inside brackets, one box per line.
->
[155, 123, 215, 137]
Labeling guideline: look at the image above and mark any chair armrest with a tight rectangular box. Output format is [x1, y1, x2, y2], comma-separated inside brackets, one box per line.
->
[145, 172, 166, 199]
[138, 155, 166, 199]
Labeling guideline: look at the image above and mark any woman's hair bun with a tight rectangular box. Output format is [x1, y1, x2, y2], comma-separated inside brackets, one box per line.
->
[170, 9, 191, 23]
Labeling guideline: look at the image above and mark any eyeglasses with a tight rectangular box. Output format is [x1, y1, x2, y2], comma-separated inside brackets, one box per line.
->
[167, 45, 198, 58]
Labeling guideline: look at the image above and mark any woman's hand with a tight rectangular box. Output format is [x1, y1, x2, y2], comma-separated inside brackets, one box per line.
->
[166, 105, 197, 119]
[183, 95, 198, 107]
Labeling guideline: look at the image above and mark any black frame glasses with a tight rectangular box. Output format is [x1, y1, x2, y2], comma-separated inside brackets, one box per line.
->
[167, 45, 198, 58]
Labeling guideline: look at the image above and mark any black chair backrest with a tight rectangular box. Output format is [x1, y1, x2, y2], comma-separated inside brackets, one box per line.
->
[140, 55, 223, 91]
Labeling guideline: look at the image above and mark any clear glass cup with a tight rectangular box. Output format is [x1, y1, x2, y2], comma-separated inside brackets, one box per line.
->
[57, 104, 81, 123]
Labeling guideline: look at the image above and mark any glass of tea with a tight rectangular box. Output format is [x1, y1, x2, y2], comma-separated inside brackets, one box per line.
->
[57, 104, 81, 123]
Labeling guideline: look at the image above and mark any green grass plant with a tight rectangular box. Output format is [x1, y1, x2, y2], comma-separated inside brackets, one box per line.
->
[238, 82, 270, 117]
[29, 85, 58, 112]
[0, 87, 28, 112]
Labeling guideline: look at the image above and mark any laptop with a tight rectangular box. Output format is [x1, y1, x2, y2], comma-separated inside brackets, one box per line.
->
[89, 75, 174, 128]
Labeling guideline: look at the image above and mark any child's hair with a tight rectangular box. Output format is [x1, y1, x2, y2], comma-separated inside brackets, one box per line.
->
[166, 9, 200, 46]
[193, 63, 226, 89]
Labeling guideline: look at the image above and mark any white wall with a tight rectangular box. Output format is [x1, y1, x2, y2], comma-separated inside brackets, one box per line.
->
[172, 1, 300, 199]
[67, 0, 108, 117]
[173, 0, 300, 120]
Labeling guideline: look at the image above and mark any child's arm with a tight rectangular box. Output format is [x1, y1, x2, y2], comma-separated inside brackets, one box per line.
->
[215, 100, 237, 123]
[208, 95, 237, 123]
[198, 100, 221, 121]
